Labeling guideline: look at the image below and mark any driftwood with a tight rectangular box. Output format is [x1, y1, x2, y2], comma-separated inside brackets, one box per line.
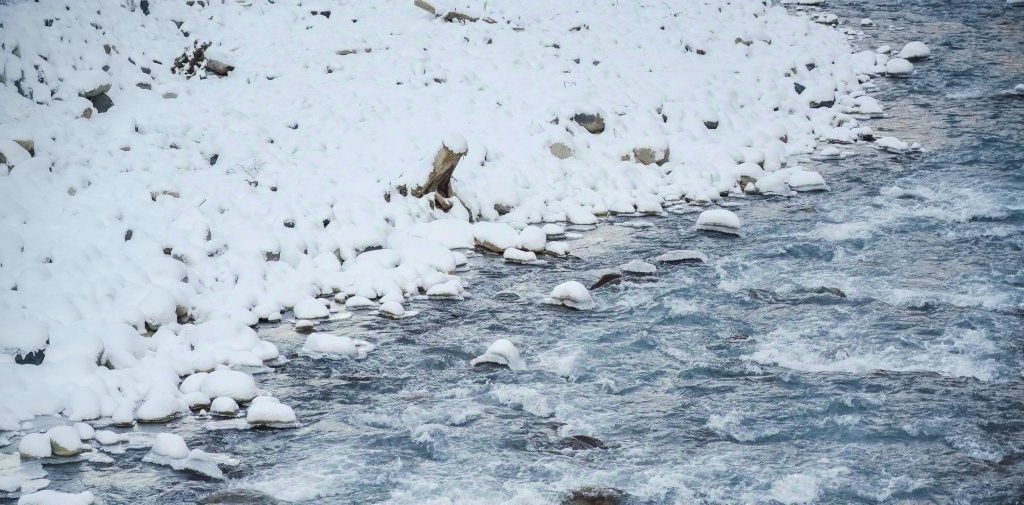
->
[412, 142, 466, 199]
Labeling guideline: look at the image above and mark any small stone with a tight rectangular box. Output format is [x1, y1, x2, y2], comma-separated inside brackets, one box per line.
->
[549, 142, 573, 159]
[89, 93, 114, 113]
[572, 113, 605, 134]
[205, 59, 234, 77]
[632, 146, 669, 166]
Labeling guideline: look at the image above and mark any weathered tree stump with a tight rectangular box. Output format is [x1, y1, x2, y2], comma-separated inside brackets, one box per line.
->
[412, 137, 467, 199]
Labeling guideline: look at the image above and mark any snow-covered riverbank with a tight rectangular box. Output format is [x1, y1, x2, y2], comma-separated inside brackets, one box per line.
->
[0, 0, 990, 502]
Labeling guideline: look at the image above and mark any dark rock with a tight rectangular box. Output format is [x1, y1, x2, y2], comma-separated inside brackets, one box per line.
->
[590, 273, 622, 290]
[793, 82, 806, 94]
[206, 59, 234, 77]
[812, 286, 846, 298]
[809, 99, 834, 109]
[209, 154, 219, 166]
[15, 349, 45, 366]
[140, 0, 150, 15]
[562, 487, 626, 505]
[199, 489, 282, 505]
[703, 120, 718, 130]
[561, 435, 606, 450]
[572, 113, 605, 134]
[89, 93, 113, 113]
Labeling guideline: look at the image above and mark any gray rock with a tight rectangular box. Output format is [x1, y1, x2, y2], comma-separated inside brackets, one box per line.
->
[200, 489, 282, 505]
[205, 59, 234, 77]
[549, 142, 573, 159]
[562, 487, 626, 505]
[572, 113, 605, 134]
[79, 83, 111, 98]
[89, 93, 114, 113]
[633, 146, 669, 166]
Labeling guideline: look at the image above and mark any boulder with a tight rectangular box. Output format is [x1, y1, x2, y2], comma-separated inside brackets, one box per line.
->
[572, 113, 605, 134]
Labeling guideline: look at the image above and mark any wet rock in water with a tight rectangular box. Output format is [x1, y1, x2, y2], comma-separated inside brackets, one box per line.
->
[549, 142, 573, 159]
[88, 93, 114, 113]
[493, 292, 521, 302]
[561, 434, 606, 450]
[562, 487, 627, 505]
[696, 208, 741, 235]
[545, 281, 595, 310]
[590, 273, 622, 290]
[812, 286, 847, 298]
[655, 249, 708, 264]
[200, 489, 283, 505]
[572, 113, 605, 134]
[470, 338, 526, 371]
[621, 259, 656, 275]
[898, 41, 930, 61]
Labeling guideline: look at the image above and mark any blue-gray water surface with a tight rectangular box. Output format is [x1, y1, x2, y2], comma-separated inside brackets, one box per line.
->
[6, 1, 1024, 504]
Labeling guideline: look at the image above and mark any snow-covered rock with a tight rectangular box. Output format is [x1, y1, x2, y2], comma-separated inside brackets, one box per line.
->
[876, 136, 910, 152]
[136, 393, 186, 423]
[18, 490, 95, 505]
[18, 433, 51, 459]
[301, 333, 375, 358]
[621, 259, 657, 275]
[200, 370, 257, 402]
[344, 296, 377, 310]
[696, 209, 741, 235]
[378, 301, 406, 319]
[787, 170, 829, 192]
[210, 397, 240, 417]
[545, 281, 595, 310]
[143, 432, 229, 479]
[885, 58, 914, 76]
[293, 297, 329, 319]
[503, 248, 537, 264]
[470, 339, 526, 371]
[425, 278, 464, 299]
[655, 250, 708, 264]
[245, 396, 297, 428]
[899, 41, 930, 60]
[151, 433, 190, 460]
[46, 426, 84, 457]
[518, 226, 547, 252]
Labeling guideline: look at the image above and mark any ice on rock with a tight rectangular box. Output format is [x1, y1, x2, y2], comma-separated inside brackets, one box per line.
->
[18, 433, 52, 459]
[518, 225, 547, 252]
[655, 250, 709, 264]
[379, 301, 406, 319]
[245, 396, 297, 428]
[470, 338, 526, 371]
[301, 333, 375, 358]
[885, 58, 914, 76]
[136, 393, 187, 423]
[46, 426, 84, 457]
[899, 41, 931, 60]
[17, 490, 96, 505]
[545, 281, 595, 311]
[503, 248, 537, 264]
[151, 433, 190, 460]
[293, 297, 329, 319]
[696, 209, 742, 235]
[210, 397, 240, 417]
[200, 370, 258, 402]
[621, 259, 657, 275]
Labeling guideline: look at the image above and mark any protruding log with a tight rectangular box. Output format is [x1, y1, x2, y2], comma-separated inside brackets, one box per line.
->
[413, 137, 467, 199]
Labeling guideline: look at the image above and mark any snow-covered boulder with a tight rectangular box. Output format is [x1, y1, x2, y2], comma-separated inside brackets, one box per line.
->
[151, 433, 190, 460]
[200, 370, 257, 402]
[301, 333, 374, 358]
[621, 259, 657, 275]
[293, 297, 329, 319]
[655, 250, 708, 264]
[470, 339, 526, 371]
[210, 397, 240, 417]
[503, 248, 537, 264]
[425, 278, 464, 299]
[885, 58, 913, 76]
[245, 396, 297, 428]
[518, 225, 547, 252]
[18, 433, 52, 459]
[696, 209, 741, 235]
[544, 281, 595, 310]
[344, 296, 377, 310]
[787, 170, 829, 192]
[899, 41, 930, 61]
[0, 317, 48, 357]
[143, 433, 227, 479]
[474, 222, 519, 253]
[876, 136, 909, 152]
[378, 301, 406, 319]
[46, 426, 84, 457]
[136, 393, 187, 423]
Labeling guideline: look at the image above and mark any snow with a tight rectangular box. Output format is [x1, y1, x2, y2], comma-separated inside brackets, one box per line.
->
[200, 370, 258, 402]
[696, 209, 742, 235]
[245, 396, 297, 427]
[151, 433, 190, 460]
[18, 491, 95, 505]
[379, 301, 407, 319]
[73, 423, 94, 441]
[787, 170, 829, 192]
[621, 260, 657, 275]
[545, 281, 595, 311]
[293, 297, 330, 319]
[0, 0, 902, 463]
[301, 333, 375, 359]
[503, 248, 538, 264]
[45, 426, 83, 457]
[885, 58, 914, 76]
[470, 338, 526, 371]
[135, 393, 186, 422]
[899, 41, 931, 60]
[210, 397, 240, 417]
[655, 250, 708, 264]
[93, 431, 121, 445]
[876, 136, 910, 152]
[18, 433, 51, 459]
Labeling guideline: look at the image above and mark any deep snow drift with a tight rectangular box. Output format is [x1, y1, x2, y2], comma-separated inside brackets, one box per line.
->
[0, 0, 913, 500]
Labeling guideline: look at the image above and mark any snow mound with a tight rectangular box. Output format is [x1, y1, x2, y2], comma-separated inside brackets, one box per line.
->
[200, 370, 258, 403]
[885, 58, 914, 76]
[470, 338, 526, 371]
[545, 281, 595, 311]
[621, 259, 657, 275]
[142, 432, 230, 479]
[503, 248, 538, 264]
[899, 41, 930, 60]
[301, 333, 375, 358]
[18, 491, 95, 505]
[18, 433, 51, 459]
[696, 209, 741, 235]
[245, 396, 298, 428]
[655, 250, 708, 264]
[210, 397, 240, 417]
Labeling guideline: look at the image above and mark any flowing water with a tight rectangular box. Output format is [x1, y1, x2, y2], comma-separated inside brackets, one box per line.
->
[7, 1, 1024, 503]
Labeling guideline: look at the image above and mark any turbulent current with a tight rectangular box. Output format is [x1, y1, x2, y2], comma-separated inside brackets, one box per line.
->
[12, 1, 1024, 503]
